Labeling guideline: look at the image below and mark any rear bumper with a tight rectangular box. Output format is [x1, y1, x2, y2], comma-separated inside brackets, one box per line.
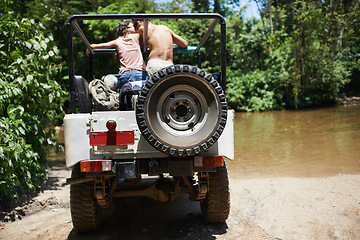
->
[63, 156, 223, 186]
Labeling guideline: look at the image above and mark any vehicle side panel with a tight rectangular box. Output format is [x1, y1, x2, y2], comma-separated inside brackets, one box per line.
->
[64, 113, 91, 167]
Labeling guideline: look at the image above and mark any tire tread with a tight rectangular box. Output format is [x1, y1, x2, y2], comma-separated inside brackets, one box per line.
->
[201, 163, 230, 223]
[70, 164, 100, 232]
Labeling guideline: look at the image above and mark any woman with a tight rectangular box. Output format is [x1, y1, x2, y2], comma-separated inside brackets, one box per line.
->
[86, 21, 147, 90]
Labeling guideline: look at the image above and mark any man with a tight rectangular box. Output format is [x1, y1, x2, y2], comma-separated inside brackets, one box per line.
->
[133, 18, 188, 77]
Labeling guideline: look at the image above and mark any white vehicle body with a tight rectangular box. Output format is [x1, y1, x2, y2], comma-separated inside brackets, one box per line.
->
[64, 110, 234, 167]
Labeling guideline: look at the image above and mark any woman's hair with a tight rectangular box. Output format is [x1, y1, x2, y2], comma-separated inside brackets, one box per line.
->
[133, 20, 140, 30]
[116, 21, 131, 38]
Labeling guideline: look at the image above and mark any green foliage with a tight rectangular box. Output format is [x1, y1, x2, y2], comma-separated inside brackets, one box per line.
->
[226, 14, 268, 72]
[284, 0, 351, 108]
[226, 0, 355, 111]
[0, 13, 65, 209]
[342, 0, 360, 95]
[227, 69, 281, 112]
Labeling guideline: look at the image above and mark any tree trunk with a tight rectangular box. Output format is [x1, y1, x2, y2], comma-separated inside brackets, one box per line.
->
[269, 0, 274, 35]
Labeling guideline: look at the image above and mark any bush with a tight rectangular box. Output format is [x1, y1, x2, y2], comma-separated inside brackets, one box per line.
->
[0, 13, 65, 210]
[226, 69, 285, 112]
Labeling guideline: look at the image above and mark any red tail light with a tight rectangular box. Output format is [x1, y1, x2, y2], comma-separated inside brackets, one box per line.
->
[194, 156, 224, 167]
[80, 160, 112, 172]
[106, 120, 117, 130]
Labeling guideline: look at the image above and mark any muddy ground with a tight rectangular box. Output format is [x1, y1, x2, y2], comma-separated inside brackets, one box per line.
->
[1, 162, 360, 240]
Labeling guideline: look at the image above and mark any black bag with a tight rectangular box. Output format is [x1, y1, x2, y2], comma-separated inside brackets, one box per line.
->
[119, 83, 139, 111]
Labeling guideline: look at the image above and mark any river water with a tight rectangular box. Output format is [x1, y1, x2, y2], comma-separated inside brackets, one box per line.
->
[227, 104, 360, 178]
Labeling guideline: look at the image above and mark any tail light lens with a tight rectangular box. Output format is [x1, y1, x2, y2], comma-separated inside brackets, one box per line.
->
[194, 156, 224, 167]
[106, 120, 117, 130]
[80, 160, 112, 172]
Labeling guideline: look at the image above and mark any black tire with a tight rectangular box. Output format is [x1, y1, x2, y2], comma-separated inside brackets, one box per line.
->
[200, 163, 230, 223]
[136, 64, 228, 157]
[70, 164, 100, 232]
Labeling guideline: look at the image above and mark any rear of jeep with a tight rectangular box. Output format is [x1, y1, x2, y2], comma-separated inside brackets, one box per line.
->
[64, 13, 234, 232]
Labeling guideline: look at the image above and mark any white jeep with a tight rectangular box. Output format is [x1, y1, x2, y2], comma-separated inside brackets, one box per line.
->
[63, 13, 234, 232]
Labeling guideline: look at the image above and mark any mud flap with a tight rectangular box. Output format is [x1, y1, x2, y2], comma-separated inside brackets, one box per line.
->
[115, 161, 137, 184]
[169, 159, 194, 177]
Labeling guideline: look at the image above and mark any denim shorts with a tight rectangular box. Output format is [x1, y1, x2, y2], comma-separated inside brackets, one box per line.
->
[118, 70, 148, 90]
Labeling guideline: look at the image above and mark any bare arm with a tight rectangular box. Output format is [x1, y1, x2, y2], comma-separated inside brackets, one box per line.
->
[86, 40, 117, 56]
[137, 26, 145, 49]
[137, 26, 144, 37]
[170, 29, 188, 48]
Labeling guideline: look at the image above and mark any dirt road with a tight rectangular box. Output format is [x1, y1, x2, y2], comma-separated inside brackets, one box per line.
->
[1, 164, 360, 240]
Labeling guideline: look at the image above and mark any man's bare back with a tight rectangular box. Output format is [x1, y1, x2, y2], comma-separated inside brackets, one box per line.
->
[136, 21, 188, 63]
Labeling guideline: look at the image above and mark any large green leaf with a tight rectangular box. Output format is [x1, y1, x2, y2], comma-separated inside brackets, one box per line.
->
[7, 104, 24, 120]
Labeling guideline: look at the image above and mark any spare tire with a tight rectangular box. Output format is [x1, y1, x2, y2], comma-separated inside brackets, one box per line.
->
[136, 64, 227, 157]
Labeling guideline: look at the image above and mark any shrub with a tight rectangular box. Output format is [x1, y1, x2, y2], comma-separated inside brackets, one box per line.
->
[0, 13, 65, 209]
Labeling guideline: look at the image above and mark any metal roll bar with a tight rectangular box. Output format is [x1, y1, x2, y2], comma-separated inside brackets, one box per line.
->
[67, 13, 226, 113]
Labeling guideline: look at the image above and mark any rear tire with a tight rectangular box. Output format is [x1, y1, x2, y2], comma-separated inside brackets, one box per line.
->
[70, 164, 100, 232]
[200, 163, 230, 223]
[136, 64, 228, 157]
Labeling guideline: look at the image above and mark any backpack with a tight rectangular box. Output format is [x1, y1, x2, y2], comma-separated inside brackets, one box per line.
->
[89, 79, 119, 111]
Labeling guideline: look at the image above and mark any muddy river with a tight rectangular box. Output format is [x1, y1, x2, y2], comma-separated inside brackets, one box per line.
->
[227, 104, 360, 178]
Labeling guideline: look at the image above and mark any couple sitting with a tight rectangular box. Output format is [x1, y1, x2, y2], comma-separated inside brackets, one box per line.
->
[86, 19, 188, 92]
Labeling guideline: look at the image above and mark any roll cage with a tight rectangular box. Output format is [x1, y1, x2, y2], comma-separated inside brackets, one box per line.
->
[66, 13, 227, 114]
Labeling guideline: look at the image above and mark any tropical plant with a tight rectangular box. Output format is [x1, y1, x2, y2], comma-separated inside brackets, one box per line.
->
[0, 13, 65, 209]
